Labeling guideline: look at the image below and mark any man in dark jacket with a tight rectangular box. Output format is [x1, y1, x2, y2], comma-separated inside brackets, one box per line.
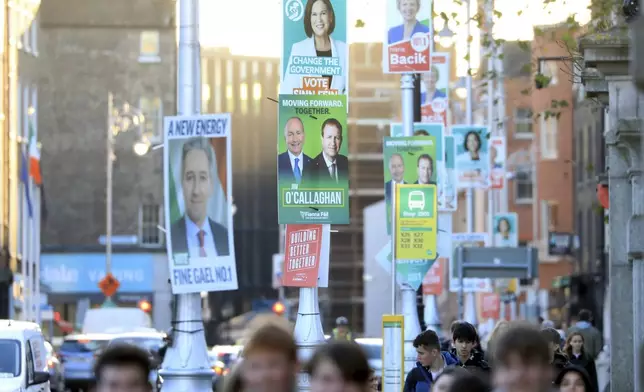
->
[451, 322, 491, 383]
[567, 309, 603, 359]
[403, 329, 460, 392]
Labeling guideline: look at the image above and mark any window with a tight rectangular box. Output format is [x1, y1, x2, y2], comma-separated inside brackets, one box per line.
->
[514, 108, 533, 137]
[139, 31, 160, 62]
[0, 339, 20, 377]
[540, 200, 558, 240]
[139, 204, 163, 247]
[514, 170, 533, 203]
[539, 59, 559, 86]
[540, 114, 558, 159]
[25, 339, 34, 383]
[139, 97, 163, 141]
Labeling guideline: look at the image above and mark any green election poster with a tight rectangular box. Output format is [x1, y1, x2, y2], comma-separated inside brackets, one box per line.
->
[277, 94, 349, 224]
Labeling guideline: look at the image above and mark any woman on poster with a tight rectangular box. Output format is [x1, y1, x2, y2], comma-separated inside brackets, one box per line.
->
[456, 130, 488, 186]
[494, 217, 514, 247]
[387, 0, 430, 44]
[282, 0, 347, 94]
[421, 66, 447, 104]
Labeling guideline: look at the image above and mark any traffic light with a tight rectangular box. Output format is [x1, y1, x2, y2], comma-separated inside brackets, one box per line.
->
[272, 301, 285, 315]
[138, 300, 152, 313]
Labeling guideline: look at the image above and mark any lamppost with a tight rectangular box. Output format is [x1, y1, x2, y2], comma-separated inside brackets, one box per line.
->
[434, 20, 455, 49]
[105, 92, 149, 305]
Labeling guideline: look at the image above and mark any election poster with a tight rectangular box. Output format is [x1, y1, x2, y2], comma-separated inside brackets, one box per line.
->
[479, 293, 501, 320]
[441, 136, 457, 211]
[490, 136, 506, 189]
[422, 258, 444, 296]
[281, 0, 348, 96]
[395, 184, 438, 260]
[493, 212, 518, 248]
[283, 224, 322, 287]
[383, 134, 438, 234]
[452, 125, 490, 188]
[449, 233, 492, 293]
[272, 253, 284, 289]
[278, 95, 349, 224]
[383, 0, 432, 73]
[421, 53, 450, 126]
[382, 315, 405, 392]
[163, 114, 238, 295]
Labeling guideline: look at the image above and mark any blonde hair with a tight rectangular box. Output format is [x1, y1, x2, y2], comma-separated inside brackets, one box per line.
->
[485, 320, 510, 358]
[242, 315, 297, 362]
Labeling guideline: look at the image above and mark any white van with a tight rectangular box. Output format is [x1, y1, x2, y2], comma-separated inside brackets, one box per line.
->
[82, 308, 151, 334]
[0, 319, 51, 392]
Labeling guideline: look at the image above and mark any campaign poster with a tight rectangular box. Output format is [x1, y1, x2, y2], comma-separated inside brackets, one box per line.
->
[283, 224, 322, 287]
[449, 233, 492, 293]
[383, 135, 438, 234]
[383, 0, 432, 73]
[452, 125, 490, 188]
[163, 114, 238, 295]
[422, 258, 444, 296]
[493, 213, 518, 247]
[272, 253, 284, 289]
[490, 136, 506, 189]
[421, 53, 450, 126]
[441, 136, 457, 210]
[277, 95, 349, 224]
[281, 0, 348, 96]
[480, 293, 501, 320]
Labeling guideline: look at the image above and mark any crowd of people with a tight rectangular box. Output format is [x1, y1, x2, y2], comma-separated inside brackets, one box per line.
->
[87, 309, 603, 392]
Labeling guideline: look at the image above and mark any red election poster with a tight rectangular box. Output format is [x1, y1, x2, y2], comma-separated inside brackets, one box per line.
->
[480, 293, 501, 320]
[420, 53, 450, 127]
[489, 136, 506, 189]
[282, 224, 323, 287]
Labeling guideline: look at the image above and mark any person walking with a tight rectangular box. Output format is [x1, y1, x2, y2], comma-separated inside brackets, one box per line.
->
[403, 329, 460, 392]
[564, 332, 598, 392]
[540, 327, 570, 385]
[567, 310, 603, 359]
[329, 316, 354, 342]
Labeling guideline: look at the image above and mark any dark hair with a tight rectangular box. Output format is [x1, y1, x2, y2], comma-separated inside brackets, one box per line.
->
[496, 217, 511, 233]
[452, 322, 478, 344]
[434, 366, 470, 383]
[564, 332, 585, 357]
[446, 371, 491, 392]
[303, 0, 336, 38]
[540, 327, 562, 345]
[305, 341, 370, 384]
[414, 129, 429, 136]
[494, 324, 550, 366]
[243, 323, 297, 363]
[417, 153, 433, 168]
[94, 343, 151, 384]
[450, 320, 465, 334]
[321, 118, 343, 137]
[578, 309, 592, 322]
[463, 131, 482, 152]
[413, 329, 440, 350]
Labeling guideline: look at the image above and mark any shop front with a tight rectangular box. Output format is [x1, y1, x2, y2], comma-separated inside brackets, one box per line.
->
[40, 252, 167, 334]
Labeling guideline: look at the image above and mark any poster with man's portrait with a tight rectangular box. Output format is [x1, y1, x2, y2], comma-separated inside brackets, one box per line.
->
[163, 114, 238, 295]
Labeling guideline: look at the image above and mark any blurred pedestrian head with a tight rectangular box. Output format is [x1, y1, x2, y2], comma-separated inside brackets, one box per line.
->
[555, 366, 593, 392]
[578, 309, 592, 323]
[485, 320, 510, 363]
[446, 370, 491, 392]
[241, 320, 297, 392]
[564, 332, 585, 357]
[94, 343, 152, 392]
[367, 368, 379, 391]
[306, 341, 371, 392]
[413, 329, 442, 367]
[334, 316, 351, 339]
[493, 323, 552, 392]
[220, 362, 244, 392]
[452, 322, 478, 360]
[540, 327, 564, 358]
[431, 367, 470, 392]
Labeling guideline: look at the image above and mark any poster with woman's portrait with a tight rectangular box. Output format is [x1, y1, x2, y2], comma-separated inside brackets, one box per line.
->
[452, 125, 490, 188]
[281, 0, 348, 96]
[490, 136, 506, 189]
[493, 213, 518, 248]
[383, 0, 432, 73]
[421, 52, 450, 127]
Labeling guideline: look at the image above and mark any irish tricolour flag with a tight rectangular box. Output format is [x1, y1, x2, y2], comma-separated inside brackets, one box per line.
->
[29, 123, 42, 185]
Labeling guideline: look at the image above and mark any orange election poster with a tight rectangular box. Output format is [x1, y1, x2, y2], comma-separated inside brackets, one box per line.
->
[282, 224, 323, 287]
[480, 293, 501, 320]
[293, 77, 338, 95]
[422, 258, 445, 295]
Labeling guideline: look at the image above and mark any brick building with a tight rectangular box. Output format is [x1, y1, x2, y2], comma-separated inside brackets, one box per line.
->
[37, 0, 176, 329]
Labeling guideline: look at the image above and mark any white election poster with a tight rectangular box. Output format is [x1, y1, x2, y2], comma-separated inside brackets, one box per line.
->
[449, 233, 492, 293]
[163, 114, 238, 294]
[382, 315, 404, 392]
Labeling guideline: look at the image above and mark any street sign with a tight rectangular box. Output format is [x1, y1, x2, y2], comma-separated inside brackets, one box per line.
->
[455, 247, 538, 280]
[98, 273, 120, 297]
[395, 184, 437, 260]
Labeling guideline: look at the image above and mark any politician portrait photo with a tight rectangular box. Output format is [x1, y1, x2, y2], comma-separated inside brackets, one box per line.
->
[302, 117, 349, 184]
[278, 117, 312, 184]
[387, 0, 430, 44]
[281, 0, 348, 94]
[167, 137, 232, 258]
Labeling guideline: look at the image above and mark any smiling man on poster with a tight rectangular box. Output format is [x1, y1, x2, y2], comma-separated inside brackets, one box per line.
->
[171, 137, 230, 257]
[303, 118, 348, 183]
[278, 117, 313, 184]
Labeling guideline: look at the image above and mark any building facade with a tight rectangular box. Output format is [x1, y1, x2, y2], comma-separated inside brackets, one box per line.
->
[38, 0, 176, 330]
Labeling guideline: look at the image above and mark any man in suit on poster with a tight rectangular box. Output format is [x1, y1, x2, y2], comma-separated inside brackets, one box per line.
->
[385, 153, 406, 202]
[278, 116, 312, 184]
[171, 137, 230, 257]
[303, 118, 349, 184]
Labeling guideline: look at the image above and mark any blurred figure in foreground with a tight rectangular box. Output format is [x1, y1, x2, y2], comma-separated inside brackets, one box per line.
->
[239, 320, 298, 392]
[368, 368, 380, 391]
[306, 341, 371, 392]
[330, 316, 353, 341]
[403, 329, 459, 392]
[94, 344, 152, 392]
[492, 324, 556, 392]
[446, 370, 492, 392]
[554, 366, 594, 392]
[484, 320, 510, 365]
[430, 367, 471, 392]
[566, 310, 602, 359]
[540, 327, 569, 384]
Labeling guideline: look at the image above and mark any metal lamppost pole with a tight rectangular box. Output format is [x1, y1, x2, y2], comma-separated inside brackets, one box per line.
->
[158, 0, 213, 390]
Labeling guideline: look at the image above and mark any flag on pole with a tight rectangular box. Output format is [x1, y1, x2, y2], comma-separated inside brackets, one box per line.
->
[20, 149, 33, 218]
[28, 122, 42, 185]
